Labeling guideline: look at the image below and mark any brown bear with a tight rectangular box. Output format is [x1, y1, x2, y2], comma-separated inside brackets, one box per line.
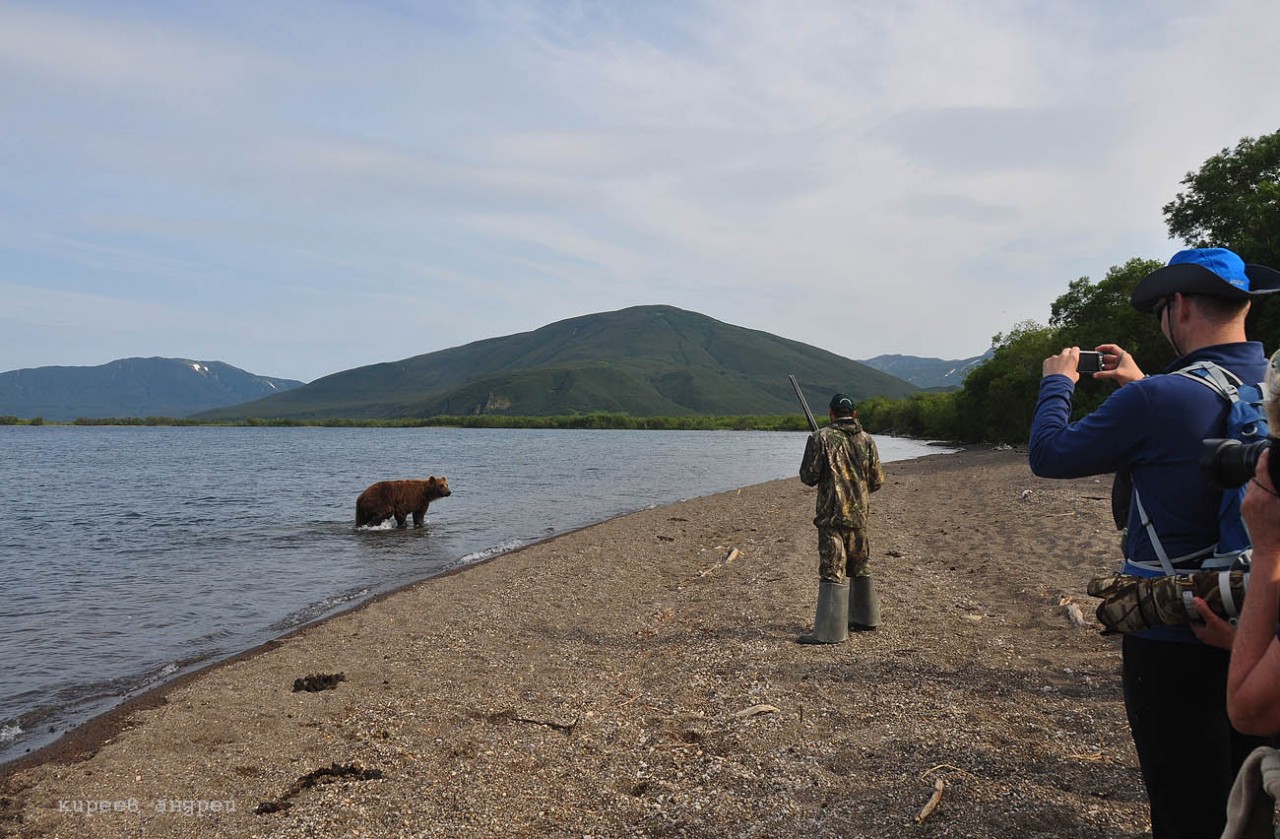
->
[355, 476, 451, 529]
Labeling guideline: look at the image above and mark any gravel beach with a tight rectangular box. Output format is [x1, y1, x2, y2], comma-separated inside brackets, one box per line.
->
[0, 446, 1150, 838]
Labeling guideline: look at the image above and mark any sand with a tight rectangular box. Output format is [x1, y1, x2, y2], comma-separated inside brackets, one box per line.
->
[0, 446, 1150, 838]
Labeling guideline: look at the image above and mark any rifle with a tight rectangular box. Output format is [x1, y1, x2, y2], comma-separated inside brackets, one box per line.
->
[788, 374, 819, 433]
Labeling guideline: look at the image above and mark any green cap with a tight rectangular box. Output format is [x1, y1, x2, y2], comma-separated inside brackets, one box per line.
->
[829, 393, 854, 416]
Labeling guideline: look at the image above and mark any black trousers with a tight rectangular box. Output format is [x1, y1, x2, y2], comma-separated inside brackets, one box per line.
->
[1122, 634, 1270, 839]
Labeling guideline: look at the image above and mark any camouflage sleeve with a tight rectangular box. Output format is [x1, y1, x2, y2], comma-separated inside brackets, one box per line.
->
[799, 433, 821, 487]
[866, 435, 884, 493]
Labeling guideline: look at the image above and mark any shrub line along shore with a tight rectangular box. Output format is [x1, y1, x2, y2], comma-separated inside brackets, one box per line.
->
[0, 447, 1150, 838]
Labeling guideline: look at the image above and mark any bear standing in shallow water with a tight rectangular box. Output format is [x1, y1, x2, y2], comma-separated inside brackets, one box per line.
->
[355, 476, 451, 529]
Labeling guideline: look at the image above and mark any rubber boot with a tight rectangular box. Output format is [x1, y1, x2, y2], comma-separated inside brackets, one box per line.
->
[850, 576, 881, 631]
[797, 580, 850, 644]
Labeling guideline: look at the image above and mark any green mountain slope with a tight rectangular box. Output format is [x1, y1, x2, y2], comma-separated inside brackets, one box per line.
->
[0, 358, 304, 421]
[197, 305, 918, 420]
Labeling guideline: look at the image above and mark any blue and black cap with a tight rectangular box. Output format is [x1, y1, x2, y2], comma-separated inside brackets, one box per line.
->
[829, 393, 854, 416]
[1131, 247, 1280, 313]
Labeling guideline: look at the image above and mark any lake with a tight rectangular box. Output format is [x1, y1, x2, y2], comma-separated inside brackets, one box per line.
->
[0, 425, 953, 764]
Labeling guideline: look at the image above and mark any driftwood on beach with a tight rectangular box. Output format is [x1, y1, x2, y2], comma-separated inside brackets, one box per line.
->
[0, 447, 1150, 838]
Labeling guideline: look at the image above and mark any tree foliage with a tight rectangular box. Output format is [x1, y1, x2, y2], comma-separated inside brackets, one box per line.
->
[1164, 129, 1280, 348]
[859, 130, 1280, 446]
[1051, 258, 1172, 378]
[1164, 131, 1280, 268]
[949, 321, 1059, 443]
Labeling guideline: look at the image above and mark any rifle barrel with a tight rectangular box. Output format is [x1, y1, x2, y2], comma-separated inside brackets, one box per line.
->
[788, 375, 819, 433]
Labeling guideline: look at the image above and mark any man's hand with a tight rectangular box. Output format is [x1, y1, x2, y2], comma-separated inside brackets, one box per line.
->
[1093, 343, 1144, 386]
[1042, 348, 1081, 383]
[1190, 597, 1236, 650]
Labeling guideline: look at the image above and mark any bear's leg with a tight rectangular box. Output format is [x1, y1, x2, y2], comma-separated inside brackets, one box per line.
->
[412, 508, 425, 527]
[394, 511, 407, 528]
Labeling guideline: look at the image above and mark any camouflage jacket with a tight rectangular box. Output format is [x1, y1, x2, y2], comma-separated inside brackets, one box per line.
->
[799, 417, 884, 529]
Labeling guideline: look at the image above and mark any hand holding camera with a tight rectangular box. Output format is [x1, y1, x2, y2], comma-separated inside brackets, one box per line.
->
[1042, 344, 1144, 385]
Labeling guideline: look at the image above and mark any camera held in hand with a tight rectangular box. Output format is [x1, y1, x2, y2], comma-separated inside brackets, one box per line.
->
[1200, 437, 1280, 489]
[1076, 351, 1103, 374]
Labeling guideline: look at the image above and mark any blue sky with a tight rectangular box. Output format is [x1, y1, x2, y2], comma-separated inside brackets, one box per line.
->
[3, 1, 1279, 383]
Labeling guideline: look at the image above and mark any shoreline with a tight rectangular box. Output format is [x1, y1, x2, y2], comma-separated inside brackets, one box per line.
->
[0, 447, 1150, 837]
[1, 438, 953, 778]
[0, 493, 664, 781]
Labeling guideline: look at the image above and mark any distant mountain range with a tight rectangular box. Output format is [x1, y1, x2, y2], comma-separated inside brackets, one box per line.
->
[858, 350, 993, 390]
[197, 305, 919, 421]
[0, 358, 303, 421]
[1, 308, 992, 421]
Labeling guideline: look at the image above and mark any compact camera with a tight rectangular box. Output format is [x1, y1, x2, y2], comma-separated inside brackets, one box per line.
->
[1076, 351, 1103, 374]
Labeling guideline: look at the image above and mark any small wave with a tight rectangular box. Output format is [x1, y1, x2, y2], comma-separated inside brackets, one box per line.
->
[354, 520, 402, 532]
[457, 539, 525, 566]
[269, 587, 373, 630]
[0, 722, 22, 744]
[123, 660, 195, 697]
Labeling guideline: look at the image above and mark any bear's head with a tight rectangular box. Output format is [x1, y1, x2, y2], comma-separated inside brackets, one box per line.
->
[428, 476, 451, 498]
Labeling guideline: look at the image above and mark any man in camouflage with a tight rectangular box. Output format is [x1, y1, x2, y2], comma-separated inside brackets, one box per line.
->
[797, 393, 885, 644]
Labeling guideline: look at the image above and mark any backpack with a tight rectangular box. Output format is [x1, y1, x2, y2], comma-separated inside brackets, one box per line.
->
[1128, 360, 1268, 576]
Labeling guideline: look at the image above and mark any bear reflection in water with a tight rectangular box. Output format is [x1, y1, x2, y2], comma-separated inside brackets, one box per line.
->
[355, 476, 452, 529]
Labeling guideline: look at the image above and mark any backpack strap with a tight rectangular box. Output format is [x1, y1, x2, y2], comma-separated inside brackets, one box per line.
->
[1127, 361, 1244, 575]
[1129, 488, 1214, 575]
[1174, 361, 1243, 402]
[1219, 570, 1247, 621]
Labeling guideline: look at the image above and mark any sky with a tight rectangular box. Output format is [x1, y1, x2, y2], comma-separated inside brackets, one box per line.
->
[3, 1, 1280, 383]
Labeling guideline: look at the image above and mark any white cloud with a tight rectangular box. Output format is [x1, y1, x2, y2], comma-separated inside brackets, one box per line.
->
[3, 1, 1280, 382]
[0, 5, 265, 105]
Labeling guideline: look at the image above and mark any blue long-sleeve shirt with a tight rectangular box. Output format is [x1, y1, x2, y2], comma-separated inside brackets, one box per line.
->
[1029, 342, 1268, 641]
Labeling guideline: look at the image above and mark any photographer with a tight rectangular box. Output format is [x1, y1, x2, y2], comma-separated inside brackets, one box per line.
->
[1029, 248, 1280, 839]
[1224, 447, 1280, 736]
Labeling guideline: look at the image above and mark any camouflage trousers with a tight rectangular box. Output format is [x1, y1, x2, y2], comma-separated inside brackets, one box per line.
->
[817, 526, 871, 583]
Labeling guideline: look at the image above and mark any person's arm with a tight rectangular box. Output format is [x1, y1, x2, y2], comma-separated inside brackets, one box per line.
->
[1227, 448, 1280, 735]
[866, 436, 884, 493]
[1028, 359, 1148, 479]
[799, 433, 821, 487]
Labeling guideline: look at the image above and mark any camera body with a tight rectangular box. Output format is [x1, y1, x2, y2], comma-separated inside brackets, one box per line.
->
[1076, 350, 1103, 374]
[1201, 437, 1280, 489]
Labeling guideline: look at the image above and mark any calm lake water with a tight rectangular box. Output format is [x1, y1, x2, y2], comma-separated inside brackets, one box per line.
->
[0, 426, 951, 764]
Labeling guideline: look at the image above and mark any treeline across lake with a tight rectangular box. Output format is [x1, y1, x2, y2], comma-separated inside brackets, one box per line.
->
[6, 413, 815, 431]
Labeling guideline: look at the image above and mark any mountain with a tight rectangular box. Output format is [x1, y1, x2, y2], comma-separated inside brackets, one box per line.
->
[197, 305, 918, 421]
[858, 349, 993, 390]
[0, 358, 305, 421]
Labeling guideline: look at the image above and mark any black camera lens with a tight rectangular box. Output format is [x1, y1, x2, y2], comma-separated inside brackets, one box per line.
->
[1200, 438, 1272, 489]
